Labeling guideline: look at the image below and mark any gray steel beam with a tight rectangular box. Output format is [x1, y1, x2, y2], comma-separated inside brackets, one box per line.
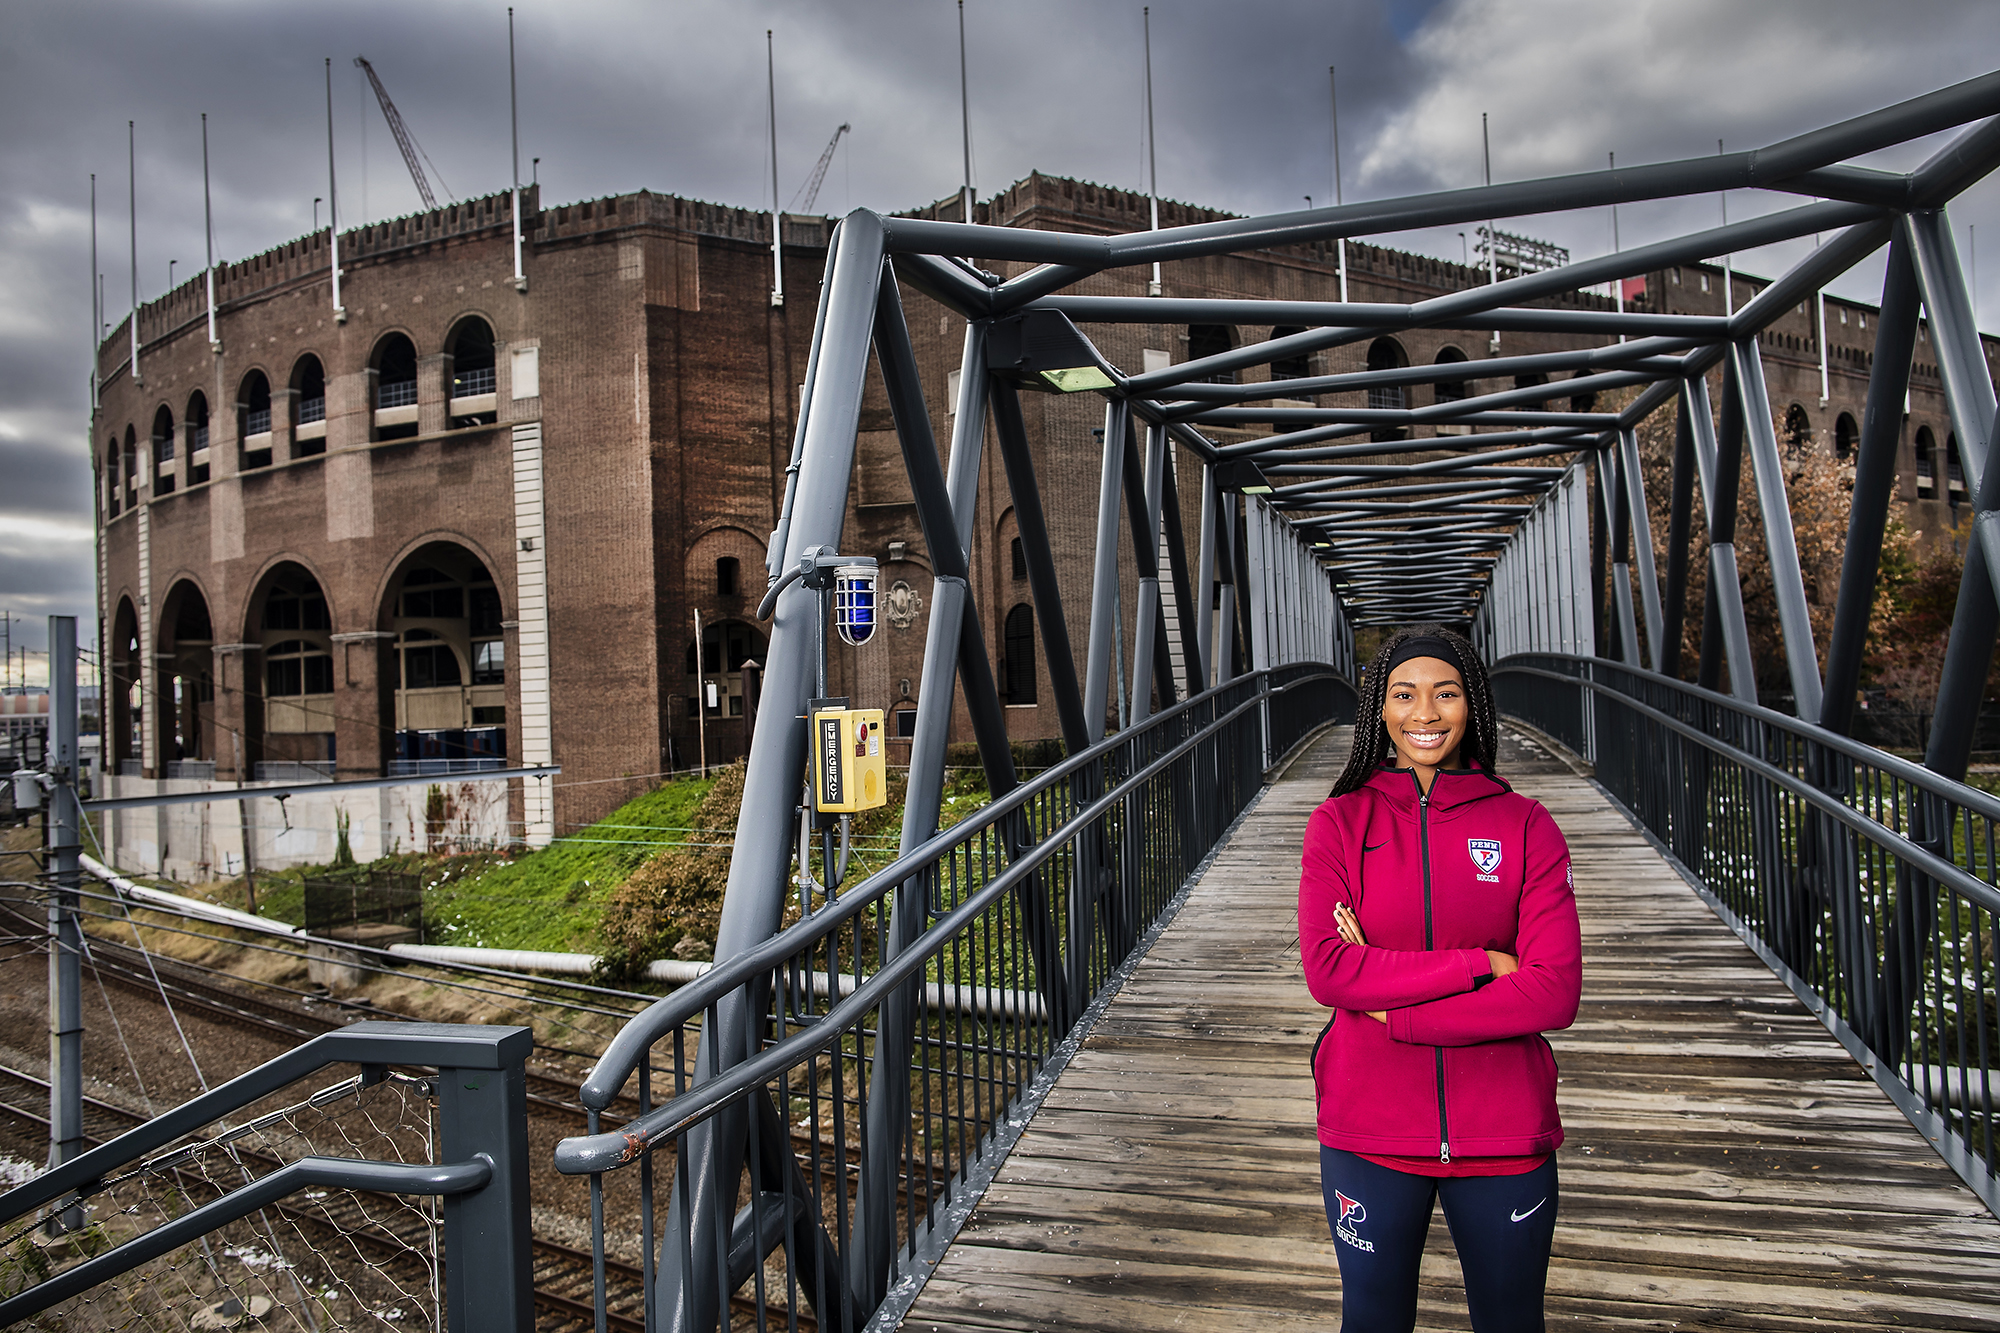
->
[1157, 441, 1204, 691]
[1661, 396, 1696, 679]
[1605, 448, 1640, 666]
[1182, 368, 1657, 425]
[1121, 200, 1875, 392]
[1083, 401, 1128, 740]
[1263, 447, 1582, 476]
[1125, 421, 1175, 718]
[878, 66, 2000, 266]
[991, 379, 1091, 750]
[890, 251, 995, 318]
[1618, 427, 1666, 671]
[1222, 427, 1591, 462]
[668, 209, 882, 1332]
[1039, 294, 1729, 339]
[1690, 366, 1758, 704]
[1907, 210, 2000, 781]
[1821, 239, 1920, 733]
[1727, 220, 1893, 343]
[1194, 463, 1218, 690]
[1146, 343, 1690, 403]
[1732, 337, 1824, 720]
[766, 227, 843, 585]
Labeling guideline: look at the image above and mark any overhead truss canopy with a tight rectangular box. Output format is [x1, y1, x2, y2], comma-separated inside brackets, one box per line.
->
[868, 68, 2000, 632]
[653, 70, 2000, 1331]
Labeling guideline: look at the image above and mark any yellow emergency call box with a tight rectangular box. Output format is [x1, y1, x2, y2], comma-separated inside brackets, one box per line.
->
[811, 706, 887, 814]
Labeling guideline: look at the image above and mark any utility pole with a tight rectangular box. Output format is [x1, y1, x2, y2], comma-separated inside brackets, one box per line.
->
[694, 609, 708, 778]
[46, 616, 82, 1230]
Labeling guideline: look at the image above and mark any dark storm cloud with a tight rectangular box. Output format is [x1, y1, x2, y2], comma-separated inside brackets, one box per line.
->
[2, 0, 1996, 677]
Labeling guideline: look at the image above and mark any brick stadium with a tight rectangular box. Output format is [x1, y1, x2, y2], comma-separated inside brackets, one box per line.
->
[90, 174, 1989, 853]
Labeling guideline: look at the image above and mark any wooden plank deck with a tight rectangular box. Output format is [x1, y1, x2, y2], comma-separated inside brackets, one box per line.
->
[900, 727, 2000, 1331]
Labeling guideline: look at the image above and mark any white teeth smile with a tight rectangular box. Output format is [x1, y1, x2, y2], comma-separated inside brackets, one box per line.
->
[1406, 732, 1447, 746]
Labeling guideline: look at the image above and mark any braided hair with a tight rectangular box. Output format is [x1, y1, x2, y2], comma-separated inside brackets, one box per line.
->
[1330, 623, 1500, 798]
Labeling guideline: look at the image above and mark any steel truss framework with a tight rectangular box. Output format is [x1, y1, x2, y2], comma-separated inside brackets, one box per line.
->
[633, 70, 2000, 1331]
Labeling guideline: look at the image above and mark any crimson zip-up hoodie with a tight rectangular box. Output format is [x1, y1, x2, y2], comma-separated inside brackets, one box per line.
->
[1299, 764, 1581, 1163]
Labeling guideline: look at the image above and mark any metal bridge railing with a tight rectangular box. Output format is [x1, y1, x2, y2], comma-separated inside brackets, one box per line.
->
[554, 663, 1349, 1333]
[1495, 653, 1998, 1214]
[0, 1022, 535, 1331]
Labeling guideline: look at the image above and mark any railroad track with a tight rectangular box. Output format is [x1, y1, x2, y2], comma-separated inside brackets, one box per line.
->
[0, 1063, 652, 1330]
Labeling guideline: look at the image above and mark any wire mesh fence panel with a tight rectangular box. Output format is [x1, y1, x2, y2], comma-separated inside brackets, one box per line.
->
[1495, 653, 1999, 1214]
[2, 1073, 443, 1332]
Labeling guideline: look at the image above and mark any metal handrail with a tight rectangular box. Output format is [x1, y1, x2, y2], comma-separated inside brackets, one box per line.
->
[573, 663, 1334, 1115]
[557, 673, 1286, 1171]
[1505, 651, 2000, 823]
[1501, 660, 2000, 914]
[1494, 652, 1999, 1216]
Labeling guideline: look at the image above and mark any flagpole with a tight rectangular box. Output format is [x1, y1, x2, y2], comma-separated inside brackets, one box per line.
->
[89, 174, 99, 411]
[1145, 7, 1160, 296]
[326, 59, 344, 321]
[128, 122, 139, 384]
[509, 8, 526, 291]
[202, 113, 218, 351]
[1330, 65, 1346, 303]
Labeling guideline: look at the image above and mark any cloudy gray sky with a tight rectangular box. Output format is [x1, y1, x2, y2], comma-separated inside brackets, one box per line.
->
[4, 0, 1998, 677]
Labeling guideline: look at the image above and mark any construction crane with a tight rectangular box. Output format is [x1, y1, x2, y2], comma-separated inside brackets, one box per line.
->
[355, 56, 453, 211]
[787, 123, 851, 214]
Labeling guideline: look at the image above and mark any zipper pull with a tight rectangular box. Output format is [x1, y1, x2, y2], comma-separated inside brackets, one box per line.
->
[1440, 1140, 1451, 1165]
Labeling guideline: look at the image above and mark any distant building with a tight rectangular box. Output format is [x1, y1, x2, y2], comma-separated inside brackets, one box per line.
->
[90, 174, 1994, 858]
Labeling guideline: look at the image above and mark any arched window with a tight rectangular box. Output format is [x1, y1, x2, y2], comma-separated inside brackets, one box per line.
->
[372, 332, 420, 440]
[105, 438, 121, 517]
[1003, 604, 1037, 705]
[151, 405, 176, 495]
[1366, 337, 1408, 441]
[122, 425, 139, 501]
[267, 640, 334, 697]
[1187, 324, 1236, 384]
[1784, 403, 1812, 455]
[291, 354, 327, 457]
[1432, 345, 1470, 407]
[1915, 426, 1936, 495]
[716, 556, 739, 597]
[1269, 326, 1309, 381]
[1011, 537, 1027, 581]
[239, 370, 273, 469]
[1834, 412, 1858, 460]
[1948, 432, 1964, 507]
[398, 629, 462, 689]
[447, 317, 498, 427]
[383, 545, 508, 767]
[186, 391, 210, 484]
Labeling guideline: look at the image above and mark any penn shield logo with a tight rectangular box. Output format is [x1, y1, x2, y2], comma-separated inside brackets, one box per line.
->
[1334, 1191, 1375, 1252]
[1468, 838, 1503, 882]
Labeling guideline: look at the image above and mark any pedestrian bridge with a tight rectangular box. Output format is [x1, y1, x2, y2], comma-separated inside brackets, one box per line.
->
[902, 725, 2000, 1331]
[8, 71, 2000, 1333]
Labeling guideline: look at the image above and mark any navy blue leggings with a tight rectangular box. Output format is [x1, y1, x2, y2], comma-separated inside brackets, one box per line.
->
[1320, 1146, 1557, 1333]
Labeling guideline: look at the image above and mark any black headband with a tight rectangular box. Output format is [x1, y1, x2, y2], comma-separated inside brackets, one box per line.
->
[1385, 634, 1468, 680]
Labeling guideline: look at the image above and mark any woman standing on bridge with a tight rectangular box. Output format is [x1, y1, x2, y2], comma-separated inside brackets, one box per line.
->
[1298, 624, 1582, 1333]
